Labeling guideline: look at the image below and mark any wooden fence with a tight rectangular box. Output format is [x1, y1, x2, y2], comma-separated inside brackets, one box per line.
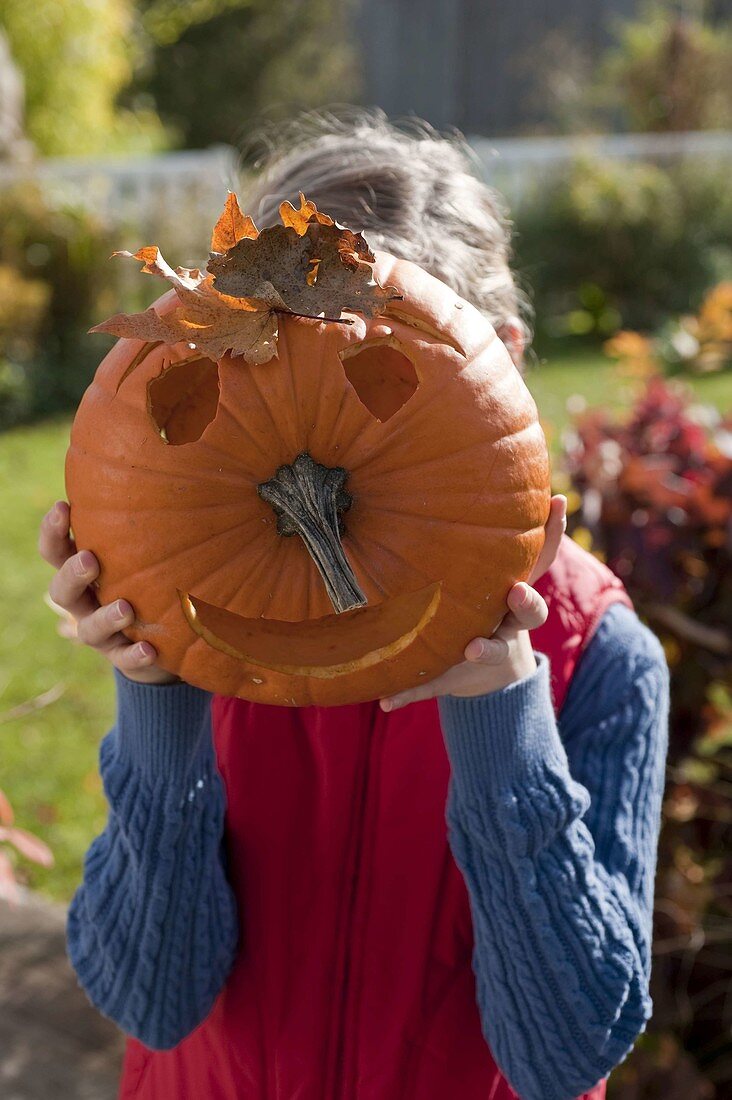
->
[1, 132, 730, 235]
[0, 146, 240, 259]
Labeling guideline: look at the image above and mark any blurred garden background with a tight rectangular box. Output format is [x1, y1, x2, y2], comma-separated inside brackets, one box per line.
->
[1, 1, 731, 1097]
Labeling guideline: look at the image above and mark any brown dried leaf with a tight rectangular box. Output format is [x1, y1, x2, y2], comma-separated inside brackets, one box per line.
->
[280, 192, 334, 235]
[92, 296, 278, 365]
[211, 193, 259, 254]
[112, 247, 205, 293]
[92, 305, 180, 346]
[91, 192, 397, 368]
[278, 194, 375, 266]
[208, 214, 399, 320]
[93, 244, 278, 363]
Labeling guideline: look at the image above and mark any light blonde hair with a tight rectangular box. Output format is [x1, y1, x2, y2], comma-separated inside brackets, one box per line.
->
[238, 107, 530, 345]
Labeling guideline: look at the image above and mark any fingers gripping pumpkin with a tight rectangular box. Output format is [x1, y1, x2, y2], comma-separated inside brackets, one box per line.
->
[66, 194, 550, 705]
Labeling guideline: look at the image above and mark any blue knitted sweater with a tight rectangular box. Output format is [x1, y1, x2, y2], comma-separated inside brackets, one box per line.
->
[67, 604, 669, 1100]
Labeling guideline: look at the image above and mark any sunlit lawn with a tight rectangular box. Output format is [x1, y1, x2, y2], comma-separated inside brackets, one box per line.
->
[526, 347, 732, 456]
[1, 349, 730, 901]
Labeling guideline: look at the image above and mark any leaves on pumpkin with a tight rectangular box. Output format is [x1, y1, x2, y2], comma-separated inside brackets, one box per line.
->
[92, 285, 279, 365]
[208, 192, 396, 320]
[210, 192, 258, 254]
[91, 243, 279, 362]
[280, 193, 334, 234]
[90, 191, 399, 366]
[110, 246, 206, 294]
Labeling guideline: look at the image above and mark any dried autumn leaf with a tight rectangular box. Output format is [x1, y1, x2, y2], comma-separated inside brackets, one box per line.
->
[278, 194, 376, 264]
[93, 293, 279, 365]
[210, 192, 259, 254]
[90, 191, 398, 367]
[111, 246, 205, 292]
[92, 241, 278, 362]
[208, 209, 399, 319]
[280, 192, 334, 235]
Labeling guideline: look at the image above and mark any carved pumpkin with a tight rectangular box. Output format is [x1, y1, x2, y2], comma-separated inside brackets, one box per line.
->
[65, 196, 550, 706]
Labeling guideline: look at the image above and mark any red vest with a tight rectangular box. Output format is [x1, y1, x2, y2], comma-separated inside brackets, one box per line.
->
[120, 537, 631, 1099]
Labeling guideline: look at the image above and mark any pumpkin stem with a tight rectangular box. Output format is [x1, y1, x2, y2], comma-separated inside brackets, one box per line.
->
[257, 453, 367, 614]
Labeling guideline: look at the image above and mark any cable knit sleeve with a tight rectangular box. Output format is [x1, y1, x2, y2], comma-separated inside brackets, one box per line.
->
[66, 669, 239, 1050]
[437, 604, 669, 1100]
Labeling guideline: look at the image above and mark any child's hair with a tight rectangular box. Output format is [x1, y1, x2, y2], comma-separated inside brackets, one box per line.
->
[238, 107, 530, 346]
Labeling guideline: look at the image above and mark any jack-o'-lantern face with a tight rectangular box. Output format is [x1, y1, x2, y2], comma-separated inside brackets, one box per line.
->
[66, 199, 549, 706]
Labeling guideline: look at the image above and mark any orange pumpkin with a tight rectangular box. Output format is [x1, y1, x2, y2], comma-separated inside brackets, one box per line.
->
[66, 234, 550, 706]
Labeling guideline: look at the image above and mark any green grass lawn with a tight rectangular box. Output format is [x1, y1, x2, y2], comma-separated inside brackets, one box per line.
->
[1, 350, 730, 902]
[526, 348, 732, 455]
[1, 417, 115, 900]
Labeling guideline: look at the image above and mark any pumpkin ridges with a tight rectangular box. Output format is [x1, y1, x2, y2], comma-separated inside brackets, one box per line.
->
[356, 508, 539, 535]
[347, 421, 547, 507]
[276, 316, 306, 451]
[353, 490, 547, 539]
[218, 325, 367, 468]
[70, 442, 241, 486]
[66, 462, 268, 572]
[280, 314, 378, 462]
[242, 336, 304, 458]
[345, 435, 504, 486]
[225, 535, 292, 619]
[67, 436, 259, 503]
[212, 400, 278, 478]
[343, 526, 483, 623]
[61, 497, 246, 515]
[372, 252, 490, 359]
[336, 538, 390, 602]
[70, 239, 550, 705]
[336, 352, 524, 475]
[346, 516, 543, 610]
[258, 532, 331, 622]
[92, 520, 271, 595]
[153, 404, 261, 472]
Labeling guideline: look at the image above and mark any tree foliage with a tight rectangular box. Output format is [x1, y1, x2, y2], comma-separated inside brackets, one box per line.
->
[601, 2, 732, 132]
[132, 0, 357, 149]
[531, 1, 732, 136]
[0, 0, 169, 156]
[565, 375, 732, 1097]
[515, 158, 732, 342]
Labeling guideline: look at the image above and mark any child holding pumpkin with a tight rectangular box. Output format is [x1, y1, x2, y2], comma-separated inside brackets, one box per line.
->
[39, 110, 668, 1100]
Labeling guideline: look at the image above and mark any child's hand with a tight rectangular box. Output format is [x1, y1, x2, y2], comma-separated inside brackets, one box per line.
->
[38, 501, 179, 685]
[379, 495, 567, 711]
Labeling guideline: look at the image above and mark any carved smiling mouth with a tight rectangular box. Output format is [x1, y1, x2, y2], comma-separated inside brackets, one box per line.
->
[179, 582, 442, 678]
[179, 451, 442, 678]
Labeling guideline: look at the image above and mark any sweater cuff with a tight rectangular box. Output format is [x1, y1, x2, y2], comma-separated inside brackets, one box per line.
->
[438, 654, 570, 800]
[112, 667, 213, 780]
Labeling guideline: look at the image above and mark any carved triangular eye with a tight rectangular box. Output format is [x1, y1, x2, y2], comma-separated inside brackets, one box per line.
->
[339, 336, 419, 422]
[148, 356, 220, 444]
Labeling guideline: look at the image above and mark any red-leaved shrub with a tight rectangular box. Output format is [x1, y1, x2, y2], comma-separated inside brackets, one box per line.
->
[565, 377, 732, 1097]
